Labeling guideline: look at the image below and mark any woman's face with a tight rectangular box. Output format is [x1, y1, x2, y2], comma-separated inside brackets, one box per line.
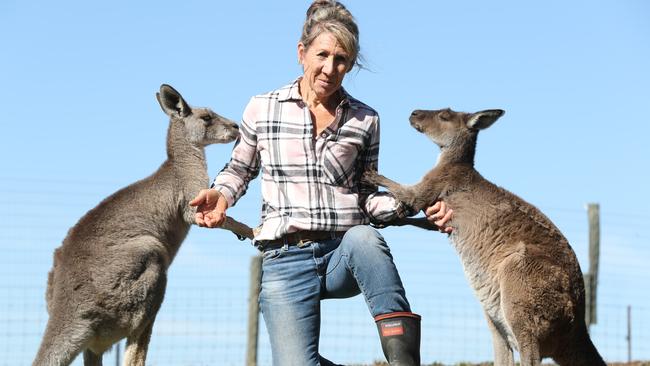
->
[298, 32, 352, 103]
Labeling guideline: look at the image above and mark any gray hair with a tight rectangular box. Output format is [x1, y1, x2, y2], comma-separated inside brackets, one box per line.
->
[301, 0, 363, 71]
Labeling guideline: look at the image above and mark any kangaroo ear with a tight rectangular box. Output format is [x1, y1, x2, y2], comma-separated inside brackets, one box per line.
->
[466, 109, 505, 130]
[156, 84, 191, 118]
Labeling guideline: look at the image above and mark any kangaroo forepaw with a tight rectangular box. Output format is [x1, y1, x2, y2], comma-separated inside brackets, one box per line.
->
[361, 169, 382, 186]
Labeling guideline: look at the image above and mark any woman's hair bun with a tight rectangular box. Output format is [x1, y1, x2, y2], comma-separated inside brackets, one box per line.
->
[306, 0, 347, 20]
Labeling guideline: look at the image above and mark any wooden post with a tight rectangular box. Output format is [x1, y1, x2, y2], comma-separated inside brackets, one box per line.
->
[585, 203, 600, 327]
[627, 305, 632, 364]
[246, 254, 263, 366]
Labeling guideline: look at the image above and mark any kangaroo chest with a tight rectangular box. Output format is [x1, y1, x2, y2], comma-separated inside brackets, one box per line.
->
[450, 230, 518, 351]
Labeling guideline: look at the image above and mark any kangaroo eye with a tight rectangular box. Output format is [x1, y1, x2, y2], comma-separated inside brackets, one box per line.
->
[200, 115, 212, 122]
[439, 112, 450, 121]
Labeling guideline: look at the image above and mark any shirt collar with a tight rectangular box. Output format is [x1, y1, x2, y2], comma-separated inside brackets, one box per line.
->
[278, 77, 358, 110]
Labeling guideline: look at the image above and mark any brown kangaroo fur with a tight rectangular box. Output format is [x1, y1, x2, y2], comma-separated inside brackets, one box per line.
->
[362, 108, 606, 366]
[33, 85, 241, 366]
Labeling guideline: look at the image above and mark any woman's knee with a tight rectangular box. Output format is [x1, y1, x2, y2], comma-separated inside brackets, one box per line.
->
[341, 225, 391, 257]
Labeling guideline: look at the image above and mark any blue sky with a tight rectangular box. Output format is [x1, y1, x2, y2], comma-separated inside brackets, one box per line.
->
[1, 1, 649, 364]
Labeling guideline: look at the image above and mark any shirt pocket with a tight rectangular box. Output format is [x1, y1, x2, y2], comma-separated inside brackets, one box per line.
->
[321, 135, 363, 188]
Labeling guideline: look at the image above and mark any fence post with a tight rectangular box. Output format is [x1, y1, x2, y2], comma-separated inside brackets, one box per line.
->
[246, 254, 263, 366]
[585, 203, 600, 328]
[627, 305, 632, 363]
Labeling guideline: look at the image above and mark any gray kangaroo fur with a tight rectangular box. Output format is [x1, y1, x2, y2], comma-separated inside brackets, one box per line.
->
[361, 108, 606, 366]
[33, 85, 241, 366]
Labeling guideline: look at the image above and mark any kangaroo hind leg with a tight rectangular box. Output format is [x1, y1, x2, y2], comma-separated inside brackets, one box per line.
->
[32, 318, 92, 366]
[484, 313, 515, 366]
[122, 320, 155, 366]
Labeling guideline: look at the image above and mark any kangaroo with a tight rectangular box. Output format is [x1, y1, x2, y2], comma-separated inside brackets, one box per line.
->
[33, 85, 243, 366]
[361, 108, 606, 366]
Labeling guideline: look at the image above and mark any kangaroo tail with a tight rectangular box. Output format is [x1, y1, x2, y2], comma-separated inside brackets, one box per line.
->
[553, 325, 606, 366]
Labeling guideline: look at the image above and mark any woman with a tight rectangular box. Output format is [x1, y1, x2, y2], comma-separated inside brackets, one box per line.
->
[191, 1, 451, 365]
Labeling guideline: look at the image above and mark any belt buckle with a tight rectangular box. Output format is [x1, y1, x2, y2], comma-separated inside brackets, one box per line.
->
[297, 238, 313, 248]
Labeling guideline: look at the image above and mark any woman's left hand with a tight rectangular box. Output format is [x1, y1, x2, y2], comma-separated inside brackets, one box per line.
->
[424, 201, 453, 234]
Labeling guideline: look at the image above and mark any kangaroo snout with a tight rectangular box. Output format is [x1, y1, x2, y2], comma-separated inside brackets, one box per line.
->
[410, 109, 425, 118]
[409, 110, 428, 132]
[212, 118, 240, 143]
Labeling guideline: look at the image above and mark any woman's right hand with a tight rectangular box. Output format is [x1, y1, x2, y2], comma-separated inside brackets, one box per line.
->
[424, 201, 453, 234]
[189, 189, 229, 228]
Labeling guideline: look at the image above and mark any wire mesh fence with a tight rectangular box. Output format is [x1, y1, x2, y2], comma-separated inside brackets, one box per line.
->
[1, 177, 649, 365]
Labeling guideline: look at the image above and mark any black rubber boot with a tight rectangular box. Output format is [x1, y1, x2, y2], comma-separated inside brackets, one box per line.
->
[375, 312, 421, 366]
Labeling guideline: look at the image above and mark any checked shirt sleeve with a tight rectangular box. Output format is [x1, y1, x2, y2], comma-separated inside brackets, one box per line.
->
[360, 116, 413, 223]
[211, 98, 261, 208]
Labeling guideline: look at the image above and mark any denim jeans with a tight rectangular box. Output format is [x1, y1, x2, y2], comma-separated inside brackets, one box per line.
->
[259, 225, 411, 366]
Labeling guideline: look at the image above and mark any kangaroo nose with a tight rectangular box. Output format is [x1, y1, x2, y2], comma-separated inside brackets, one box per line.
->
[411, 110, 423, 118]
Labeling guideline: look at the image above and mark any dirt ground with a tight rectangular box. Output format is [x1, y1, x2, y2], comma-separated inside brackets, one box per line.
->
[365, 362, 650, 366]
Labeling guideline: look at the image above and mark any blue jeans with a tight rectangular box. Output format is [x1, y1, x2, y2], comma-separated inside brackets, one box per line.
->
[259, 225, 411, 366]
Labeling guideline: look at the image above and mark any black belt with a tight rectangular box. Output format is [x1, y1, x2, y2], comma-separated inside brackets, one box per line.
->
[256, 230, 346, 250]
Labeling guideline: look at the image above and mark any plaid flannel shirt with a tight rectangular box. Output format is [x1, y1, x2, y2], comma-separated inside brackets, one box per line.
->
[212, 79, 409, 241]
